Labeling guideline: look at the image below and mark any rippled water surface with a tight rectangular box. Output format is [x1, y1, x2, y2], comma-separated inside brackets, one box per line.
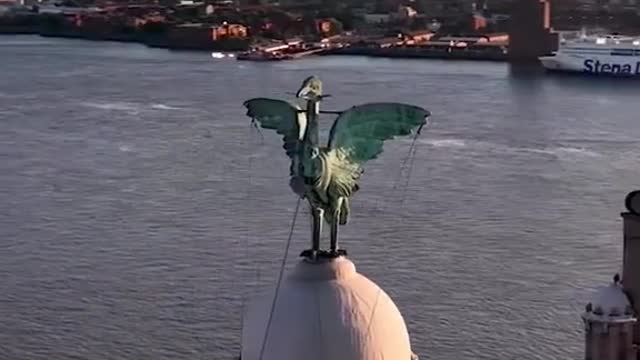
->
[2, 35, 640, 360]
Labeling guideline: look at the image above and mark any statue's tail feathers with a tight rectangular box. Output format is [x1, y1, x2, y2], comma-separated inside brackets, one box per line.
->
[324, 198, 349, 226]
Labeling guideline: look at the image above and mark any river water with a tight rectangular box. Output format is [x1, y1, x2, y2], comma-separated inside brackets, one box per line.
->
[2, 35, 640, 360]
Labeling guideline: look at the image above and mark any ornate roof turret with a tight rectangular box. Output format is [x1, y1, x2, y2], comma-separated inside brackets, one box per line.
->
[583, 274, 634, 322]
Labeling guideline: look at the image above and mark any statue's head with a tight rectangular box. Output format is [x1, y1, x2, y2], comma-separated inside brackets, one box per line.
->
[296, 76, 323, 100]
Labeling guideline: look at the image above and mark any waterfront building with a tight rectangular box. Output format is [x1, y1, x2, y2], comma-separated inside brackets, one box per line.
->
[419, 0, 479, 16]
[165, 22, 249, 50]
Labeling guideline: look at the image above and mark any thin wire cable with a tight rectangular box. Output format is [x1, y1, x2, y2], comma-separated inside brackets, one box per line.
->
[377, 123, 426, 213]
[240, 125, 258, 331]
[363, 288, 383, 342]
[241, 124, 269, 335]
[398, 128, 424, 208]
[382, 122, 428, 274]
[312, 286, 326, 359]
[257, 197, 302, 360]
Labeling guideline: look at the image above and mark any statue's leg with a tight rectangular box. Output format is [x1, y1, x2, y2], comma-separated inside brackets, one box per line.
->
[311, 207, 323, 253]
[330, 215, 338, 254]
[301, 205, 323, 259]
[329, 198, 341, 256]
[330, 198, 347, 257]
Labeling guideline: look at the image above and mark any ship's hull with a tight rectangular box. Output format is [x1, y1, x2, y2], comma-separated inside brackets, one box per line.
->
[540, 53, 640, 77]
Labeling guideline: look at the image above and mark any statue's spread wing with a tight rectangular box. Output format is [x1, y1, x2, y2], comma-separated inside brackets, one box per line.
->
[243, 98, 305, 159]
[327, 102, 430, 164]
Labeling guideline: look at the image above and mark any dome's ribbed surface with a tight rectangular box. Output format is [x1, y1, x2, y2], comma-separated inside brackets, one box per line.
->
[241, 257, 413, 360]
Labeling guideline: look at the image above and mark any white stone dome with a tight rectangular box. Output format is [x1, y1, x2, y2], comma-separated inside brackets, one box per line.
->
[241, 257, 414, 360]
[583, 281, 634, 321]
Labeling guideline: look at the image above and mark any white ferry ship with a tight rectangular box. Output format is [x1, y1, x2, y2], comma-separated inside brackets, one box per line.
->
[539, 34, 640, 77]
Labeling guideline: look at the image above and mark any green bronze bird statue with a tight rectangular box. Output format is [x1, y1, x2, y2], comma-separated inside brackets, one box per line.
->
[243, 76, 430, 259]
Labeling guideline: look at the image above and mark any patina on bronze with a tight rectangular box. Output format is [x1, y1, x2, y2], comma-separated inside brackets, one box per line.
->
[244, 76, 430, 259]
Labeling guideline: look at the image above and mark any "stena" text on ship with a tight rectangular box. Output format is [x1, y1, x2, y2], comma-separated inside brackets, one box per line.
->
[540, 34, 640, 77]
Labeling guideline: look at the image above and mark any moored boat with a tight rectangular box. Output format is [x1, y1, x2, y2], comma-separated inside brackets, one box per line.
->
[236, 50, 293, 61]
[540, 34, 640, 77]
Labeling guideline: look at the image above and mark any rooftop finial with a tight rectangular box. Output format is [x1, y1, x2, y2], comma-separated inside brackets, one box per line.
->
[244, 77, 430, 260]
[625, 190, 640, 215]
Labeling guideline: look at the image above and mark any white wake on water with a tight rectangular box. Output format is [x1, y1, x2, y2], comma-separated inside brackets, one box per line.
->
[516, 146, 600, 158]
[422, 139, 467, 148]
[150, 103, 182, 111]
[81, 101, 142, 112]
[81, 101, 183, 113]
[118, 144, 133, 152]
[420, 137, 601, 158]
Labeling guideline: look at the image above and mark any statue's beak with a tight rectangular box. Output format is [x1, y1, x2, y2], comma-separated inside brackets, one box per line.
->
[296, 85, 310, 99]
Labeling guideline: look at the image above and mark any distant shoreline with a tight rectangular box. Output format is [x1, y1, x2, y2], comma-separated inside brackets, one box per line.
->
[326, 47, 507, 62]
[0, 24, 250, 51]
[1, 31, 509, 62]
